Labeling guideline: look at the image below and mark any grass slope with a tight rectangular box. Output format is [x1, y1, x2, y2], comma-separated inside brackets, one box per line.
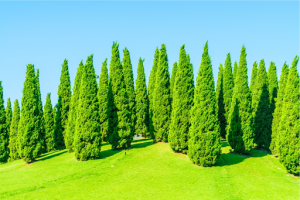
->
[0, 139, 299, 200]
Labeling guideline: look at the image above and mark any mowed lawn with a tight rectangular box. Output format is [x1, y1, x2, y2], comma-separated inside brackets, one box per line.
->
[0, 139, 299, 200]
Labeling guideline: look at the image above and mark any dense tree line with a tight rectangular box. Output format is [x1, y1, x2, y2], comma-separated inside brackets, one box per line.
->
[0, 42, 298, 174]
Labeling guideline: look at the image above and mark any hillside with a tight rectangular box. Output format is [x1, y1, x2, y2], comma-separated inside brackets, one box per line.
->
[0, 138, 299, 200]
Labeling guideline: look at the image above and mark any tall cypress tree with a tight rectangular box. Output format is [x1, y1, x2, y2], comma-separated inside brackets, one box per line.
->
[233, 61, 238, 84]
[188, 42, 221, 166]
[135, 58, 149, 137]
[18, 64, 42, 163]
[277, 56, 299, 174]
[227, 46, 254, 153]
[250, 61, 258, 95]
[170, 62, 178, 103]
[169, 45, 194, 153]
[65, 61, 83, 152]
[108, 42, 132, 149]
[8, 99, 20, 161]
[35, 69, 45, 152]
[223, 53, 234, 125]
[148, 48, 159, 139]
[43, 93, 55, 152]
[123, 48, 136, 136]
[0, 82, 8, 162]
[270, 63, 289, 154]
[74, 54, 101, 161]
[253, 60, 271, 149]
[56, 59, 71, 149]
[216, 64, 226, 139]
[267, 62, 278, 119]
[5, 98, 12, 136]
[153, 44, 171, 142]
[98, 59, 110, 142]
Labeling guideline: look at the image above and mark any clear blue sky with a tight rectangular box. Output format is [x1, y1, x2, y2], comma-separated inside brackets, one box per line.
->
[0, 1, 299, 107]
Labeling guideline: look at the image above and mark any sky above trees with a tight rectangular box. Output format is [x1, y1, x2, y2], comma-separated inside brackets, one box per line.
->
[0, 1, 298, 105]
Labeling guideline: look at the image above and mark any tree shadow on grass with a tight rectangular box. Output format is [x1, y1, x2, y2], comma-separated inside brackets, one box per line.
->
[100, 139, 154, 159]
[37, 150, 68, 162]
[216, 141, 269, 167]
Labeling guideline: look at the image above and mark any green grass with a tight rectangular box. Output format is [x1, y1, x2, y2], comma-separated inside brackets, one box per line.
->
[0, 139, 299, 200]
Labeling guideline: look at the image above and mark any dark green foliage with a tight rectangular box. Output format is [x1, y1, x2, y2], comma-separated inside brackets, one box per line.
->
[108, 42, 132, 149]
[277, 56, 299, 174]
[98, 59, 109, 142]
[135, 58, 149, 137]
[54, 98, 63, 149]
[0, 82, 8, 162]
[170, 62, 178, 103]
[216, 64, 226, 139]
[267, 62, 278, 118]
[123, 48, 136, 136]
[43, 93, 55, 152]
[65, 61, 83, 152]
[270, 63, 289, 154]
[233, 61, 238, 84]
[5, 98, 12, 137]
[153, 44, 171, 142]
[253, 60, 272, 149]
[8, 99, 20, 161]
[74, 54, 101, 161]
[148, 48, 159, 139]
[18, 64, 42, 163]
[188, 42, 221, 166]
[227, 46, 254, 153]
[56, 59, 71, 149]
[169, 45, 194, 153]
[35, 69, 45, 152]
[250, 61, 258, 95]
[223, 53, 234, 124]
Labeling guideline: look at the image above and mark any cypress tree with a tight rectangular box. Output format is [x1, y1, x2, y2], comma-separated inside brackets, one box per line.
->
[223, 53, 234, 124]
[216, 64, 226, 139]
[43, 93, 55, 152]
[227, 46, 254, 153]
[35, 69, 45, 152]
[98, 59, 109, 142]
[153, 44, 171, 142]
[135, 58, 149, 137]
[122, 48, 136, 136]
[233, 61, 238, 84]
[250, 61, 258, 95]
[108, 42, 132, 149]
[169, 45, 194, 153]
[18, 64, 42, 163]
[5, 98, 12, 136]
[170, 62, 178, 103]
[267, 62, 278, 118]
[277, 56, 299, 174]
[148, 48, 159, 139]
[56, 59, 71, 149]
[8, 99, 20, 161]
[188, 42, 221, 166]
[253, 59, 271, 149]
[270, 63, 289, 154]
[74, 54, 101, 160]
[0, 82, 8, 162]
[65, 61, 83, 152]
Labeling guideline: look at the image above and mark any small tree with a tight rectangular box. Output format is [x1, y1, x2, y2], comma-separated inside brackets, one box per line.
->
[188, 42, 221, 166]
[43, 93, 55, 152]
[8, 99, 20, 161]
[250, 61, 258, 95]
[170, 62, 178, 105]
[223, 53, 234, 125]
[216, 64, 226, 138]
[135, 58, 149, 137]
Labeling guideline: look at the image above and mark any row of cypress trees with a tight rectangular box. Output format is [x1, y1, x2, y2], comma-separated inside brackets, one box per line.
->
[0, 42, 298, 174]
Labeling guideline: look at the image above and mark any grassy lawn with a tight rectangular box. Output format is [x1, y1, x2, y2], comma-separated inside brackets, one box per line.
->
[0, 138, 299, 200]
